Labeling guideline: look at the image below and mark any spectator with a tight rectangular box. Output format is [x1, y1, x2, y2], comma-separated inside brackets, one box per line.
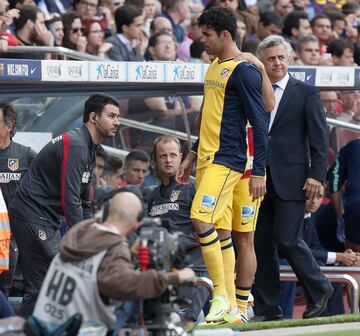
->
[273, 0, 293, 19]
[106, 5, 145, 61]
[73, 0, 98, 21]
[61, 11, 87, 53]
[250, 11, 283, 41]
[148, 30, 176, 60]
[98, 0, 122, 34]
[33, 190, 195, 329]
[327, 38, 355, 66]
[149, 15, 173, 35]
[234, 12, 246, 49]
[325, 10, 345, 38]
[83, 18, 113, 57]
[0, 102, 36, 298]
[160, 0, 190, 43]
[190, 37, 210, 63]
[253, 35, 331, 321]
[45, 0, 71, 14]
[143, 0, 156, 35]
[123, 150, 149, 187]
[310, 14, 332, 54]
[295, 34, 320, 65]
[148, 135, 209, 323]
[283, 11, 311, 42]
[48, 16, 64, 47]
[9, 93, 120, 317]
[177, 13, 201, 61]
[5, 5, 53, 59]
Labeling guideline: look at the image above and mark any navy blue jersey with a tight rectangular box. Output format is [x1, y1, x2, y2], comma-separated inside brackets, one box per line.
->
[148, 176, 205, 271]
[0, 141, 36, 207]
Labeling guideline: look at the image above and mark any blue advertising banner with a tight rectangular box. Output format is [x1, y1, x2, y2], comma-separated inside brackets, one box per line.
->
[0, 59, 41, 80]
[288, 67, 316, 85]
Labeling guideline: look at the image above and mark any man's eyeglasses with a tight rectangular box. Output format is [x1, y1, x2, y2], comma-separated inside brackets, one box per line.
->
[71, 27, 85, 34]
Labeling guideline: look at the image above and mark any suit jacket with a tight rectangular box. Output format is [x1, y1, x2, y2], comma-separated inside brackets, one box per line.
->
[105, 35, 144, 62]
[267, 76, 328, 200]
[303, 216, 327, 266]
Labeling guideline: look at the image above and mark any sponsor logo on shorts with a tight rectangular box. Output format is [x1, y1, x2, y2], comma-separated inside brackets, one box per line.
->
[200, 195, 216, 209]
[241, 220, 250, 225]
[241, 206, 255, 219]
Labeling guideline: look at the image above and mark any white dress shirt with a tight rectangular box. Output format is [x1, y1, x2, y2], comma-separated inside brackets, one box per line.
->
[269, 72, 290, 131]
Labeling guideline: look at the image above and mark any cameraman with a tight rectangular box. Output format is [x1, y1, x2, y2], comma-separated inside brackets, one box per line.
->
[33, 190, 195, 330]
[148, 135, 209, 323]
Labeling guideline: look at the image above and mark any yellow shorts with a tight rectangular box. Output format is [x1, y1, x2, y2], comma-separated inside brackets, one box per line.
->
[232, 178, 262, 233]
[191, 163, 241, 230]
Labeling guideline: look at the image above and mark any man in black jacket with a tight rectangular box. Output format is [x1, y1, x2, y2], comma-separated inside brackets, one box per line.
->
[253, 35, 332, 321]
[9, 93, 120, 317]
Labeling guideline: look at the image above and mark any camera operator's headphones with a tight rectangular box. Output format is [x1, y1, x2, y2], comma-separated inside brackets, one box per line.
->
[94, 186, 145, 223]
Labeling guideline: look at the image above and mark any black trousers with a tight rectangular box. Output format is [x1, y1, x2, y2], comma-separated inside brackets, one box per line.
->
[0, 236, 18, 297]
[253, 171, 331, 316]
[10, 216, 60, 317]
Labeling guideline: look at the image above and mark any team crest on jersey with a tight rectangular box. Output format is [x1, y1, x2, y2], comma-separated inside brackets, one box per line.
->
[8, 158, 19, 171]
[221, 68, 230, 79]
[170, 190, 180, 202]
[82, 172, 90, 183]
[38, 230, 47, 241]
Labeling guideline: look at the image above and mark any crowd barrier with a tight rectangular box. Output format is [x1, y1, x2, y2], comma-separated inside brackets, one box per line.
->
[280, 265, 360, 314]
[1, 58, 360, 87]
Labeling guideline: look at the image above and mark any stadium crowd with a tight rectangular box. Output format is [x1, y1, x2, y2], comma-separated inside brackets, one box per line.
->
[0, 0, 359, 333]
[0, 0, 359, 66]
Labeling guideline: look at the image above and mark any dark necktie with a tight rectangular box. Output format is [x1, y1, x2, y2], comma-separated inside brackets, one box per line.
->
[272, 84, 278, 91]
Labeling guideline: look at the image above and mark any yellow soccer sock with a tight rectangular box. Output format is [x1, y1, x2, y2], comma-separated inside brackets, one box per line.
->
[198, 227, 227, 297]
[220, 237, 236, 309]
[236, 286, 251, 314]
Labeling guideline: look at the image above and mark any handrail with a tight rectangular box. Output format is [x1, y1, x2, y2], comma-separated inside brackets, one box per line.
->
[118, 117, 197, 143]
[5, 46, 103, 61]
[327, 117, 360, 131]
[281, 272, 359, 314]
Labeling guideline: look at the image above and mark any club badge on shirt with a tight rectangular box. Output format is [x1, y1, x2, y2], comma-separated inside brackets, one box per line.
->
[82, 172, 90, 183]
[170, 190, 180, 202]
[8, 158, 19, 171]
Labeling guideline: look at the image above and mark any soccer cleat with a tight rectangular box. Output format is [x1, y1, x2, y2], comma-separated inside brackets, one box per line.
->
[205, 295, 229, 322]
[224, 307, 248, 324]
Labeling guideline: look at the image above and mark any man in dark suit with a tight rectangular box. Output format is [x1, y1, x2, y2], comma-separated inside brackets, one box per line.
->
[252, 35, 333, 321]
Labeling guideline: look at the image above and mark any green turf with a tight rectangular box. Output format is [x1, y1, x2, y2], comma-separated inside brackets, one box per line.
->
[193, 314, 360, 332]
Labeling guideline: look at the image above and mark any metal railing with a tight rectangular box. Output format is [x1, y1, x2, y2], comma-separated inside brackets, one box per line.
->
[280, 265, 360, 314]
[5, 46, 103, 61]
[327, 117, 360, 131]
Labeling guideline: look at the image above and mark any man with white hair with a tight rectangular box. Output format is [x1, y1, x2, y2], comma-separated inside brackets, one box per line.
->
[252, 35, 331, 321]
